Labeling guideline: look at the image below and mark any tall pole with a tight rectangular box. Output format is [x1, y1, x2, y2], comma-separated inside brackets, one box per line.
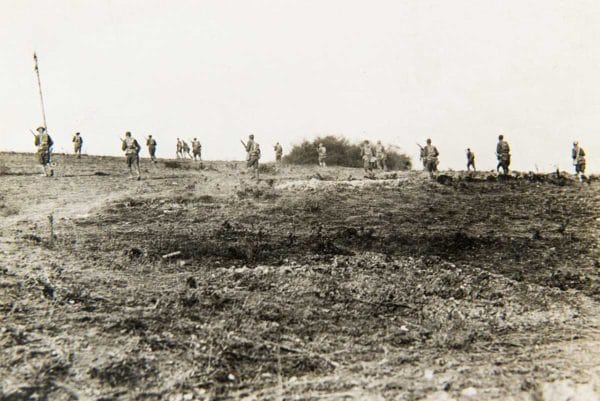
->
[33, 52, 47, 129]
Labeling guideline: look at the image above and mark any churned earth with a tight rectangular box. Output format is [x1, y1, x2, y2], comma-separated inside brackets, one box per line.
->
[0, 151, 599, 401]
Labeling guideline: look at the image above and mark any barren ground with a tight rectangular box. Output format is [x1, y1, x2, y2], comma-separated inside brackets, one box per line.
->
[0, 152, 599, 401]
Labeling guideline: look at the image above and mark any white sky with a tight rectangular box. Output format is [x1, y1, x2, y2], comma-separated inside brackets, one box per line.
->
[1, 0, 599, 172]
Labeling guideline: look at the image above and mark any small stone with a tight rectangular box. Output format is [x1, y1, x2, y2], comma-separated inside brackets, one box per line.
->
[461, 387, 477, 397]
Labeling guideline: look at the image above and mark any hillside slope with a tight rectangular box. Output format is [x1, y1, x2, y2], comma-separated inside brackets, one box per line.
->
[1, 152, 599, 401]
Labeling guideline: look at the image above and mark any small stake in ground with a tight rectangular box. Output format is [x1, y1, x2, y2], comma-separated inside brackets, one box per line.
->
[48, 214, 54, 246]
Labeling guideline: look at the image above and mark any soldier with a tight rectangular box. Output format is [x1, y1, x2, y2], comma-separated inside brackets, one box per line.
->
[572, 141, 586, 176]
[466, 148, 476, 171]
[121, 131, 141, 179]
[317, 143, 327, 167]
[146, 135, 157, 163]
[274, 142, 283, 163]
[182, 140, 192, 159]
[244, 134, 255, 161]
[361, 140, 375, 173]
[496, 134, 511, 175]
[418, 146, 426, 170]
[423, 138, 439, 176]
[176, 138, 183, 159]
[247, 138, 261, 180]
[375, 140, 388, 171]
[72, 132, 83, 159]
[34, 126, 53, 177]
[191, 138, 202, 161]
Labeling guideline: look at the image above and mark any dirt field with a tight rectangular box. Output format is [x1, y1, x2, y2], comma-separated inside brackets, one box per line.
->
[1, 151, 599, 401]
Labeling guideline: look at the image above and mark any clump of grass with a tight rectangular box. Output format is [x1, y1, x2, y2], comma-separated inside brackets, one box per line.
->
[0, 163, 10, 175]
[0, 203, 18, 217]
[258, 163, 277, 174]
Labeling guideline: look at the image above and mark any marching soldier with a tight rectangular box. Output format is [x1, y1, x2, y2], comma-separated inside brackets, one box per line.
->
[247, 138, 261, 180]
[121, 131, 141, 179]
[496, 134, 511, 175]
[572, 141, 586, 176]
[274, 142, 283, 163]
[423, 138, 439, 176]
[375, 140, 388, 171]
[317, 143, 327, 167]
[361, 140, 374, 173]
[419, 146, 427, 169]
[34, 126, 53, 177]
[466, 148, 476, 171]
[72, 132, 83, 159]
[146, 135, 157, 163]
[176, 138, 183, 159]
[182, 140, 192, 159]
[191, 138, 202, 161]
[244, 134, 256, 161]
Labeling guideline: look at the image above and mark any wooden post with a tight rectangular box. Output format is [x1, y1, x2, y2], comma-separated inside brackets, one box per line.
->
[48, 214, 54, 245]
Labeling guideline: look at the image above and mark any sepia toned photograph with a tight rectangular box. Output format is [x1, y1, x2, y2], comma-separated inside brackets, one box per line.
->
[0, 1, 598, 400]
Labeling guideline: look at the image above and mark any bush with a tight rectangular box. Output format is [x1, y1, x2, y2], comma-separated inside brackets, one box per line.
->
[385, 150, 412, 171]
[282, 135, 411, 170]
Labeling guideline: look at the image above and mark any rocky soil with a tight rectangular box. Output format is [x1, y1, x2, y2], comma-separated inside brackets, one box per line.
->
[0, 152, 598, 401]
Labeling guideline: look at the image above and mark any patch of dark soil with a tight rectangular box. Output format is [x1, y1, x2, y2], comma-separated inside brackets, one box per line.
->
[236, 186, 279, 200]
[435, 174, 453, 185]
[22, 234, 43, 243]
[210, 336, 334, 383]
[124, 247, 144, 259]
[109, 317, 149, 335]
[89, 357, 157, 388]
[545, 269, 591, 291]
[163, 161, 185, 169]
[424, 231, 489, 256]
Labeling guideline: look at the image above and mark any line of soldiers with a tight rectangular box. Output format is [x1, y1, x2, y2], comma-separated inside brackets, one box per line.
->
[418, 136, 508, 177]
[419, 135, 587, 178]
[361, 140, 388, 173]
[239, 136, 287, 180]
[175, 138, 202, 160]
[316, 140, 389, 172]
[31, 127, 589, 179]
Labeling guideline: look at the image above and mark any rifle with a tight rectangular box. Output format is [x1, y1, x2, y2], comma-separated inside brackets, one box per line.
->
[240, 139, 247, 148]
[416, 143, 424, 159]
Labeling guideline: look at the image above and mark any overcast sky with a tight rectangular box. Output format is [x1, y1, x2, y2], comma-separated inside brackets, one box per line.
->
[1, 0, 599, 171]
